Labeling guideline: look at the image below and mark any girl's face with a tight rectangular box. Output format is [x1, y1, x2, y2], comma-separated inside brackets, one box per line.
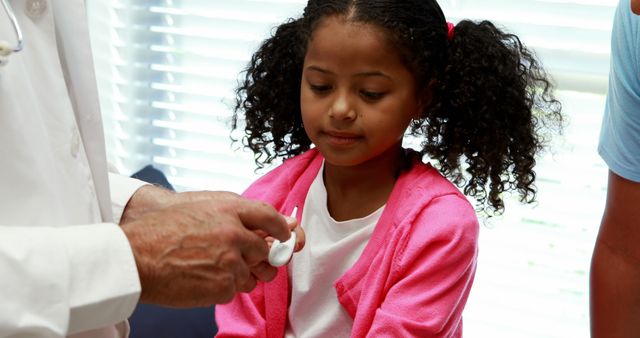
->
[300, 16, 423, 168]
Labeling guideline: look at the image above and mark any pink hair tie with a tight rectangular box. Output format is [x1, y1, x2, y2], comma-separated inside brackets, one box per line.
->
[446, 22, 455, 41]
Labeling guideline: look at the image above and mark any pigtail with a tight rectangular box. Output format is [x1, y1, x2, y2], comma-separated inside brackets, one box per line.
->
[232, 19, 311, 169]
[417, 20, 563, 215]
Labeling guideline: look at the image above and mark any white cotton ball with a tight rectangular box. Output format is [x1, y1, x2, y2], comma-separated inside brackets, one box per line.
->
[268, 206, 298, 267]
[0, 41, 13, 57]
[268, 232, 297, 267]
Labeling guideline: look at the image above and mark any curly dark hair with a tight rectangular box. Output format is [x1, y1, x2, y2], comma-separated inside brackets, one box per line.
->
[231, 0, 563, 215]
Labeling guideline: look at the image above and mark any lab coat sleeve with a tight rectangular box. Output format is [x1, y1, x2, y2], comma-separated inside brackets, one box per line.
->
[0, 224, 141, 336]
[108, 172, 148, 225]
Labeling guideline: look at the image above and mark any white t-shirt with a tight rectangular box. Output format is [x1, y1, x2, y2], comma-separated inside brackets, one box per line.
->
[285, 163, 384, 338]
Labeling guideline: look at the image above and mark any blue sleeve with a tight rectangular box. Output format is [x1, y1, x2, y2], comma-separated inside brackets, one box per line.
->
[598, 0, 640, 183]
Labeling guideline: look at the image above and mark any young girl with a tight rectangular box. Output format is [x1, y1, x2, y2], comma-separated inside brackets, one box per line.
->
[217, 0, 562, 336]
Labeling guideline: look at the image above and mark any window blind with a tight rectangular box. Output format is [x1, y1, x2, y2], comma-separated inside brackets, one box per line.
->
[88, 0, 307, 193]
[88, 1, 617, 336]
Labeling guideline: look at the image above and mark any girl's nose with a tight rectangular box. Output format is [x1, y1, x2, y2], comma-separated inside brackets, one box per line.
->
[328, 92, 356, 120]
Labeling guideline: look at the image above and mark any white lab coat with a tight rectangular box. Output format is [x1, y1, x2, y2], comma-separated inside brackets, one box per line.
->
[0, 0, 144, 337]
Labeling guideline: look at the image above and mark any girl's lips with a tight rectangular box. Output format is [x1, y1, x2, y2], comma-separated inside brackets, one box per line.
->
[323, 131, 361, 146]
[326, 131, 359, 138]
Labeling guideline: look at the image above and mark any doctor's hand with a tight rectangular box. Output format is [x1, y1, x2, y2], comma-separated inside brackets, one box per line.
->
[120, 190, 297, 306]
[121, 185, 305, 256]
[121, 185, 306, 254]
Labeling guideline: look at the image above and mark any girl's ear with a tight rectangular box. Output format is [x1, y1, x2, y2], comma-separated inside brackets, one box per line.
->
[414, 78, 437, 119]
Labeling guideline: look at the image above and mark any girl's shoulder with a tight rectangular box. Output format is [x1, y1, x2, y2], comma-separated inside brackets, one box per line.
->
[375, 156, 478, 278]
[402, 155, 469, 204]
[391, 156, 478, 234]
[392, 161, 479, 259]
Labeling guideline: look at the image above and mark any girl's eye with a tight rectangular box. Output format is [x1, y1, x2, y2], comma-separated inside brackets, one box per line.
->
[360, 90, 385, 101]
[309, 84, 332, 93]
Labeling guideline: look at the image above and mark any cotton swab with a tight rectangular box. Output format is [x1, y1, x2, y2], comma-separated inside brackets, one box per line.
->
[268, 206, 298, 267]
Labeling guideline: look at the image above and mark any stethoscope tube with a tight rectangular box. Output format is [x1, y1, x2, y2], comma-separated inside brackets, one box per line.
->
[0, 0, 24, 61]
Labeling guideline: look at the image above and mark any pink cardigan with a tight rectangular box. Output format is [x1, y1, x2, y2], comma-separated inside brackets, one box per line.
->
[216, 149, 479, 337]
